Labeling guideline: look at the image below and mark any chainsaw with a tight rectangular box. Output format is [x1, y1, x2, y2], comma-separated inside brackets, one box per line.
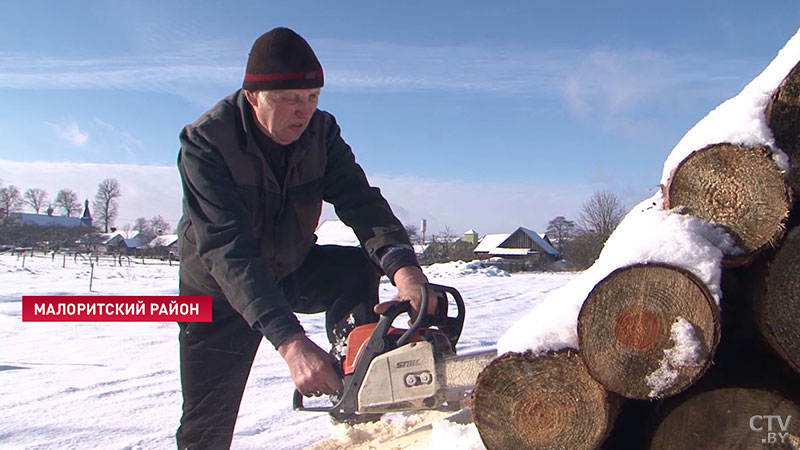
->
[293, 283, 496, 423]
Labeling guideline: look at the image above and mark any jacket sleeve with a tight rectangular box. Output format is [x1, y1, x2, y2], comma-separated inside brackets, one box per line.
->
[321, 114, 419, 276]
[178, 125, 303, 347]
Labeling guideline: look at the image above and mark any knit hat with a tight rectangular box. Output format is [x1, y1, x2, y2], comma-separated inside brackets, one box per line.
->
[242, 27, 324, 91]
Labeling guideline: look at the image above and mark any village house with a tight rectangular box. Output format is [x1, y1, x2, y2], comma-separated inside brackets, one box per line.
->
[473, 227, 561, 271]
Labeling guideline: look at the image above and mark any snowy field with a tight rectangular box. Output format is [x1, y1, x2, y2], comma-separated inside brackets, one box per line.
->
[0, 252, 578, 449]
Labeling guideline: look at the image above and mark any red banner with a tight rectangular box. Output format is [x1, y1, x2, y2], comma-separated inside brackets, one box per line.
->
[21, 296, 212, 322]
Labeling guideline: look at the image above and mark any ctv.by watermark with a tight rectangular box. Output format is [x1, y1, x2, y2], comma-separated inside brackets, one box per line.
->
[750, 415, 792, 445]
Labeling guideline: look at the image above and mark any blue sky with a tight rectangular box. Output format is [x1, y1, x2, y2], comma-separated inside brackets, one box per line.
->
[1, 1, 798, 234]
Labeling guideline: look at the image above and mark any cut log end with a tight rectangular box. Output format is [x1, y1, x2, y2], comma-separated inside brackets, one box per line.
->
[650, 387, 800, 450]
[472, 350, 618, 450]
[755, 228, 800, 375]
[767, 61, 800, 197]
[578, 264, 720, 400]
[665, 143, 791, 261]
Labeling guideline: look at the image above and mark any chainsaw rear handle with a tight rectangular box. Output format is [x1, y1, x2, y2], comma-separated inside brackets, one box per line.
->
[397, 283, 465, 347]
[398, 283, 466, 348]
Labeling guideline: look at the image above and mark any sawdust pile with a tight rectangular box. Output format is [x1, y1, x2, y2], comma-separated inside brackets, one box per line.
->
[303, 410, 453, 450]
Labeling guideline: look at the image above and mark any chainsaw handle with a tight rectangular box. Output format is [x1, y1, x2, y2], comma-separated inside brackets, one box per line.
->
[398, 283, 466, 348]
[396, 284, 430, 346]
[429, 283, 466, 347]
[294, 300, 411, 414]
[293, 389, 305, 410]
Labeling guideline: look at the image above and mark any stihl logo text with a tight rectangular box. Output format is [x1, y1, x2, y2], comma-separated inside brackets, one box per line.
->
[396, 359, 421, 369]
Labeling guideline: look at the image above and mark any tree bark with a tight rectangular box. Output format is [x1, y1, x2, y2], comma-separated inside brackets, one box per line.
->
[578, 263, 720, 399]
[472, 350, 619, 450]
[664, 143, 791, 266]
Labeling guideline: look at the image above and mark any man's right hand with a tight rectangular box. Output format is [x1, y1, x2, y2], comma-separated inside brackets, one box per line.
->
[277, 332, 343, 397]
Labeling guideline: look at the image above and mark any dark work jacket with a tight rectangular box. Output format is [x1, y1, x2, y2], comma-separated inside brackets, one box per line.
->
[177, 90, 411, 340]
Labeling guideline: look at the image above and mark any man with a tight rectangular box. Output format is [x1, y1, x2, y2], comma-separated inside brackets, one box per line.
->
[175, 27, 434, 449]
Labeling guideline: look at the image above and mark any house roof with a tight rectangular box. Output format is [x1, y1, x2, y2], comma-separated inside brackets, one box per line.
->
[100, 230, 140, 245]
[122, 238, 144, 248]
[464, 229, 478, 235]
[146, 234, 178, 248]
[517, 227, 561, 256]
[473, 233, 510, 253]
[473, 228, 561, 257]
[315, 220, 360, 247]
[10, 212, 90, 228]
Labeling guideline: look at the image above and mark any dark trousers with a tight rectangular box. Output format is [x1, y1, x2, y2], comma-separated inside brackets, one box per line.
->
[176, 245, 380, 450]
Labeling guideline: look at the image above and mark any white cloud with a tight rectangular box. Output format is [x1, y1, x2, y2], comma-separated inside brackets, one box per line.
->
[555, 49, 751, 130]
[0, 53, 241, 92]
[91, 119, 144, 161]
[0, 39, 760, 145]
[0, 40, 750, 113]
[46, 121, 89, 147]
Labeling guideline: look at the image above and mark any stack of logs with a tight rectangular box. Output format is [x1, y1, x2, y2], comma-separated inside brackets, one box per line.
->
[471, 62, 800, 450]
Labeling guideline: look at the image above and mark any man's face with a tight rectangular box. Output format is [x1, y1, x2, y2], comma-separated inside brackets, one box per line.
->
[245, 88, 320, 145]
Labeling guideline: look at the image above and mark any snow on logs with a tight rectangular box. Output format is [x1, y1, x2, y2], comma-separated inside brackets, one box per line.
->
[664, 142, 791, 265]
[472, 350, 619, 450]
[577, 264, 719, 400]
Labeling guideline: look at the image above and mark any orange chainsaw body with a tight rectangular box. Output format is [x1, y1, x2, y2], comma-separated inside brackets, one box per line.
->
[342, 323, 427, 375]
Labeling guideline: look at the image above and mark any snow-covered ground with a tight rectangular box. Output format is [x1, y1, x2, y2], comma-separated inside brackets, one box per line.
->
[0, 252, 578, 449]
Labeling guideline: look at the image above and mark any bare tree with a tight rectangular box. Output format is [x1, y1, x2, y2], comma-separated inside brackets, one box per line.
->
[562, 232, 606, 269]
[93, 178, 121, 233]
[429, 225, 474, 263]
[404, 224, 420, 244]
[23, 188, 49, 214]
[54, 189, 82, 217]
[133, 216, 151, 232]
[0, 184, 23, 220]
[122, 223, 134, 237]
[132, 216, 155, 242]
[132, 215, 170, 243]
[546, 216, 577, 253]
[149, 215, 171, 235]
[563, 190, 627, 269]
[577, 189, 626, 240]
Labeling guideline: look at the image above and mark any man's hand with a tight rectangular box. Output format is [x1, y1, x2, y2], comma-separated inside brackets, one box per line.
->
[277, 333, 343, 397]
[374, 266, 437, 322]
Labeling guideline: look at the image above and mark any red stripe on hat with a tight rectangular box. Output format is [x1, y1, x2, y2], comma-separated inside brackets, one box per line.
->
[244, 70, 322, 82]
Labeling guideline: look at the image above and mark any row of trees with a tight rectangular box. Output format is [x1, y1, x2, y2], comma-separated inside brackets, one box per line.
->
[4, 175, 625, 267]
[0, 178, 122, 233]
